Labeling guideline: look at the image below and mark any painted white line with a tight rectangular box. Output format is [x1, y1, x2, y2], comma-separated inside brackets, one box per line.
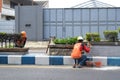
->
[92, 66, 120, 70]
[0, 65, 72, 69]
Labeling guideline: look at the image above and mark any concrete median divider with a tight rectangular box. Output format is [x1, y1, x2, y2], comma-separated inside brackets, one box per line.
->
[0, 55, 120, 66]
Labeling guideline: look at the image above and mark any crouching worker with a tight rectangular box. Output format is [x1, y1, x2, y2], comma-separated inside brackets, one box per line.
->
[15, 31, 27, 48]
[71, 36, 91, 68]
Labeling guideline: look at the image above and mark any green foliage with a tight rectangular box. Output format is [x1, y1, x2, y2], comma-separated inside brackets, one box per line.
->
[0, 32, 6, 35]
[0, 32, 7, 37]
[53, 38, 67, 44]
[118, 27, 120, 33]
[0, 33, 21, 40]
[103, 30, 118, 42]
[86, 33, 101, 42]
[53, 37, 77, 44]
[67, 37, 77, 44]
[0, 32, 21, 48]
[9, 45, 14, 48]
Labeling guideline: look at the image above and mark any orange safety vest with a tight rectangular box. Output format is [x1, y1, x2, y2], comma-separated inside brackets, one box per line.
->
[71, 43, 82, 59]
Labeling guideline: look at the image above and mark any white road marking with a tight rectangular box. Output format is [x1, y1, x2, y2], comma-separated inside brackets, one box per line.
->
[0, 65, 120, 70]
[92, 66, 120, 70]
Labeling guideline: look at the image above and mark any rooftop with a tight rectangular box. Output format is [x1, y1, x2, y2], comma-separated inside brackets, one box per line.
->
[10, 0, 49, 7]
[71, 0, 115, 8]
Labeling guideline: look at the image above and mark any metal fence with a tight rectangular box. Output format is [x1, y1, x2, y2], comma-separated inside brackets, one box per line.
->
[0, 20, 16, 47]
[2, 7, 120, 43]
[43, 8, 120, 40]
[0, 20, 15, 33]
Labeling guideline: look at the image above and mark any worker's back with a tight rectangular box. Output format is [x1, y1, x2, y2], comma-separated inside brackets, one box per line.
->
[71, 43, 82, 59]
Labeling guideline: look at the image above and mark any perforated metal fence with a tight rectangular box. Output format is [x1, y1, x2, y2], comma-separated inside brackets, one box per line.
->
[43, 8, 120, 40]
[0, 20, 15, 33]
[0, 20, 16, 47]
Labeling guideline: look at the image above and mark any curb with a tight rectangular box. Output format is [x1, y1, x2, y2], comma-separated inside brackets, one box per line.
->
[0, 55, 120, 66]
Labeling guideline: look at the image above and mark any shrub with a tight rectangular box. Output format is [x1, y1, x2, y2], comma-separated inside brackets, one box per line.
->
[53, 38, 66, 44]
[0, 32, 21, 48]
[86, 33, 101, 42]
[118, 27, 120, 33]
[53, 37, 77, 44]
[103, 30, 118, 42]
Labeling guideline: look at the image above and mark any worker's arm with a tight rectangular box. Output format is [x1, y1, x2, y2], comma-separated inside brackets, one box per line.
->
[83, 42, 91, 53]
[83, 45, 90, 53]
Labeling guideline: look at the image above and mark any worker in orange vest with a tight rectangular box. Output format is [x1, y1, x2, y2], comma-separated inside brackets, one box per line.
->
[71, 36, 91, 68]
[15, 31, 27, 48]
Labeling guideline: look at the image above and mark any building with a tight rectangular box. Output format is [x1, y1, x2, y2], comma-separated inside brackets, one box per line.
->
[0, 0, 48, 20]
[71, 0, 115, 8]
[3, 0, 120, 41]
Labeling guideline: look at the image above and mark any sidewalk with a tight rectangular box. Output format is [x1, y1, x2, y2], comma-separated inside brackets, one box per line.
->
[0, 41, 119, 67]
[24, 41, 49, 55]
[25, 41, 49, 49]
[22, 41, 120, 67]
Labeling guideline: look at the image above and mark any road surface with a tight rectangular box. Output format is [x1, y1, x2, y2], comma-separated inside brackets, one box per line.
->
[0, 65, 119, 80]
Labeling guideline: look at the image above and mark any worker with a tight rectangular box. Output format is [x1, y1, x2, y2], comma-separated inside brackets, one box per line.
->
[71, 36, 91, 68]
[15, 31, 27, 48]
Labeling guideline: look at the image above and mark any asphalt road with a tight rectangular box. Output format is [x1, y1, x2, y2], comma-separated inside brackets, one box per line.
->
[0, 65, 120, 80]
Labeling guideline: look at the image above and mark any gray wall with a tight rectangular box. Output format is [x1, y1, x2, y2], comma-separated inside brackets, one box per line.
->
[15, 6, 43, 41]
[0, 20, 15, 33]
[90, 46, 120, 57]
[43, 8, 120, 40]
[15, 7, 120, 41]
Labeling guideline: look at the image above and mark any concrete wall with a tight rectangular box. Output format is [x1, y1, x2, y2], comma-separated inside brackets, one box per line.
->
[15, 6, 43, 41]
[90, 46, 120, 57]
[48, 44, 120, 57]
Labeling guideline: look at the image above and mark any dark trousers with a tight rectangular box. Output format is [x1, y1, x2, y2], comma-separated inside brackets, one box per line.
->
[74, 55, 87, 66]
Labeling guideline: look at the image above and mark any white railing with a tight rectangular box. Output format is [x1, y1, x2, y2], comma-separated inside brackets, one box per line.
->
[1, 7, 15, 16]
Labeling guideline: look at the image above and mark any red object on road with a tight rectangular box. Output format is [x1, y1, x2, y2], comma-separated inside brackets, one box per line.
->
[94, 61, 102, 67]
[86, 61, 102, 67]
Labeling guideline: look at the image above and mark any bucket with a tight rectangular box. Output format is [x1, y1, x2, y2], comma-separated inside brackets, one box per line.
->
[94, 61, 102, 67]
